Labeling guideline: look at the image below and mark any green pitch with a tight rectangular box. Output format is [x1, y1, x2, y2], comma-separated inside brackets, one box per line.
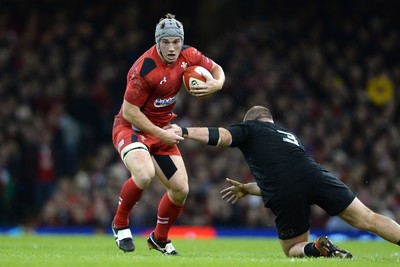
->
[0, 234, 399, 267]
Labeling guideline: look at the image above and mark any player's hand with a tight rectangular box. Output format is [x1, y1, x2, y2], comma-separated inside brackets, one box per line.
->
[220, 178, 248, 204]
[190, 80, 220, 97]
[161, 127, 184, 145]
[164, 124, 182, 136]
[190, 70, 221, 97]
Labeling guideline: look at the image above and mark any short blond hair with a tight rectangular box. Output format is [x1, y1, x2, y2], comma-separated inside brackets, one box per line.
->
[243, 106, 273, 122]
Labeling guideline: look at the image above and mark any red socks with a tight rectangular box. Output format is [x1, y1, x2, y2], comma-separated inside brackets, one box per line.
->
[114, 180, 183, 240]
[113, 178, 144, 228]
[154, 193, 184, 241]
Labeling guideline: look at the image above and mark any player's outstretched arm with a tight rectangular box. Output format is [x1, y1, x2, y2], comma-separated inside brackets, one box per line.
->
[220, 178, 261, 204]
[167, 124, 232, 147]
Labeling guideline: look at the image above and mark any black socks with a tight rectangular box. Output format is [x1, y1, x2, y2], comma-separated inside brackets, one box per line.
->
[303, 242, 321, 257]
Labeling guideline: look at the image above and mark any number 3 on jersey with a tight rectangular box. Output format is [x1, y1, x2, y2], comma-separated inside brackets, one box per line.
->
[277, 130, 299, 146]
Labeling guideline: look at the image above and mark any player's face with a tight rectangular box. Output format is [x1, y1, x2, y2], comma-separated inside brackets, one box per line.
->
[159, 37, 183, 64]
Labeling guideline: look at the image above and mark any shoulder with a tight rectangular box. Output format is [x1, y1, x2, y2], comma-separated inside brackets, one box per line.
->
[228, 121, 275, 139]
[180, 45, 205, 61]
[181, 45, 197, 53]
[230, 121, 266, 130]
[139, 58, 157, 77]
[130, 46, 159, 78]
[227, 122, 254, 146]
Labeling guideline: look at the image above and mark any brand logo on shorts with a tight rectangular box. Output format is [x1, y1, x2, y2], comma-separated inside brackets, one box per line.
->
[279, 229, 295, 239]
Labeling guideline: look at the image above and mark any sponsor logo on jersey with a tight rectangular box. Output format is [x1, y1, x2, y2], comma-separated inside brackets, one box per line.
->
[154, 94, 178, 107]
[181, 62, 187, 69]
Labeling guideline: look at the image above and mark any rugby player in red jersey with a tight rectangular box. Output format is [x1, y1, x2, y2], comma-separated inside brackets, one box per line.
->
[111, 13, 225, 255]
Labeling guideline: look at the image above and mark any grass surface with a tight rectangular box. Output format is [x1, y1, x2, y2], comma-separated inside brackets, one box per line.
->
[0, 234, 399, 267]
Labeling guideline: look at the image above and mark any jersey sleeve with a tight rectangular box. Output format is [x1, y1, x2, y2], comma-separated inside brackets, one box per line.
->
[123, 71, 152, 108]
[227, 123, 250, 147]
[183, 46, 213, 71]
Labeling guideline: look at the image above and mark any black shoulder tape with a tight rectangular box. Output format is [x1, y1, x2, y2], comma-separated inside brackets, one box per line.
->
[140, 58, 157, 77]
[181, 45, 191, 51]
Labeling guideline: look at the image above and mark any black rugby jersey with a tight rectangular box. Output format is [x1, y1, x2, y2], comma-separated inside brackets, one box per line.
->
[227, 120, 325, 205]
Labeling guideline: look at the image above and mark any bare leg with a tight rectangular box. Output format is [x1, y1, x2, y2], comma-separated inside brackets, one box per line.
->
[339, 197, 400, 244]
[279, 230, 310, 257]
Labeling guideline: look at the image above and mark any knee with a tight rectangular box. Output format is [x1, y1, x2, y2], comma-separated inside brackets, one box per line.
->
[169, 183, 189, 204]
[282, 242, 304, 258]
[133, 175, 152, 188]
[130, 167, 155, 189]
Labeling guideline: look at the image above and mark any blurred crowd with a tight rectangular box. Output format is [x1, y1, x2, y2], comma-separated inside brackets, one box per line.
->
[1, 0, 400, 232]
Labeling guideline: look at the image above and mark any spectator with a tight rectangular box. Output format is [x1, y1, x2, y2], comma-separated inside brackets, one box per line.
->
[0, 0, 399, 232]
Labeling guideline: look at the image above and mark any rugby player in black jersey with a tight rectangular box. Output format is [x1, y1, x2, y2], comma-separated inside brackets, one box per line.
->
[168, 105, 400, 258]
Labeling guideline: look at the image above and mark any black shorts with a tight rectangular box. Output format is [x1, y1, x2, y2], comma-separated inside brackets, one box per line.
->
[267, 171, 356, 240]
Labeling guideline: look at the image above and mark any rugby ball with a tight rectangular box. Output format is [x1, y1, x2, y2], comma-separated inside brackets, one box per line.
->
[182, 66, 210, 96]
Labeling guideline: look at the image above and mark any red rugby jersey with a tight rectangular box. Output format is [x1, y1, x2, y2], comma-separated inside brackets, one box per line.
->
[117, 45, 213, 127]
